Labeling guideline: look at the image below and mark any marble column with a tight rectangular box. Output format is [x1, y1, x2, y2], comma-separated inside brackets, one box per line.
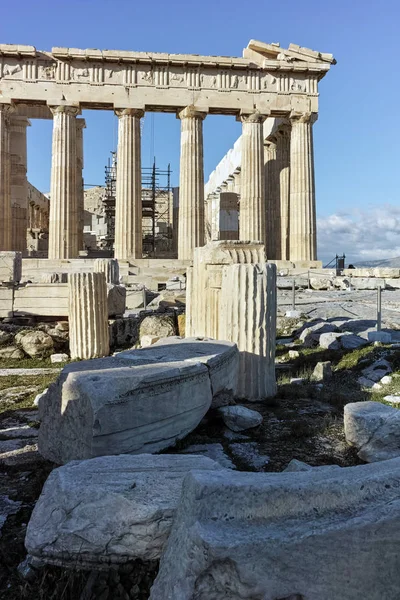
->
[233, 167, 241, 197]
[0, 102, 15, 251]
[48, 104, 80, 259]
[76, 118, 86, 252]
[289, 112, 317, 262]
[264, 138, 278, 259]
[114, 108, 144, 260]
[276, 126, 291, 260]
[238, 112, 267, 244]
[177, 106, 206, 261]
[220, 263, 277, 400]
[10, 116, 30, 252]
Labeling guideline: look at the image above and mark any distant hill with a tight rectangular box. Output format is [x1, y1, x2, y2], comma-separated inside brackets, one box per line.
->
[353, 257, 400, 268]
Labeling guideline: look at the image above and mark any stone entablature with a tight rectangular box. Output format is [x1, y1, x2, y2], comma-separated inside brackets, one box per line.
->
[0, 40, 334, 115]
[0, 39, 334, 261]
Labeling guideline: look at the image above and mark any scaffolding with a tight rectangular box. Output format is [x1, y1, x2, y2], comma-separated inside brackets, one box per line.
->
[102, 153, 172, 256]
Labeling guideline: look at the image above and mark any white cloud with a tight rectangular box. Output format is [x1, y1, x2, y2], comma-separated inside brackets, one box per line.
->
[317, 204, 400, 265]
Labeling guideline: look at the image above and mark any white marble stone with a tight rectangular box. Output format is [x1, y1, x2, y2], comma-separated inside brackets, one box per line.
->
[38, 338, 238, 464]
[26, 454, 223, 567]
[68, 272, 109, 360]
[150, 460, 400, 599]
[220, 263, 277, 400]
[345, 401, 400, 462]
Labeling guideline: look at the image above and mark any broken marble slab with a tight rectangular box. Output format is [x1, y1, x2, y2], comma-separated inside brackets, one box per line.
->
[38, 338, 238, 464]
[150, 459, 400, 600]
[344, 401, 400, 462]
[25, 454, 222, 569]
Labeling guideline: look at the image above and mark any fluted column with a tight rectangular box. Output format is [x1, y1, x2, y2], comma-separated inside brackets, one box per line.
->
[238, 112, 267, 244]
[289, 112, 317, 261]
[76, 118, 86, 252]
[233, 168, 241, 197]
[48, 104, 80, 259]
[69, 272, 109, 360]
[114, 108, 143, 260]
[0, 102, 15, 251]
[94, 258, 120, 284]
[220, 263, 277, 400]
[276, 127, 291, 260]
[177, 106, 206, 261]
[10, 116, 30, 252]
[264, 138, 278, 259]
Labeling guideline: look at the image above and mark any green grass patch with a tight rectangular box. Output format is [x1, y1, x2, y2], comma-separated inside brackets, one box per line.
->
[0, 372, 59, 415]
[0, 357, 66, 369]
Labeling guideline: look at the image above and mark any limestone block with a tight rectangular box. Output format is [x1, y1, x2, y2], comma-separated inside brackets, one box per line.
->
[0, 346, 24, 359]
[13, 283, 68, 317]
[299, 322, 339, 347]
[94, 258, 120, 284]
[150, 460, 400, 600]
[349, 278, 386, 290]
[311, 361, 332, 381]
[218, 406, 263, 432]
[361, 358, 392, 382]
[25, 454, 223, 568]
[276, 277, 308, 289]
[186, 240, 265, 339]
[343, 268, 400, 278]
[68, 272, 109, 360]
[15, 330, 54, 359]
[139, 314, 176, 340]
[40, 273, 68, 284]
[318, 332, 342, 349]
[368, 331, 391, 343]
[0, 287, 13, 318]
[309, 277, 332, 290]
[344, 401, 400, 462]
[141, 335, 160, 348]
[340, 333, 368, 349]
[107, 284, 126, 317]
[0, 251, 22, 282]
[383, 395, 400, 404]
[220, 263, 277, 401]
[50, 353, 68, 363]
[384, 278, 400, 289]
[38, 338, 238, 464]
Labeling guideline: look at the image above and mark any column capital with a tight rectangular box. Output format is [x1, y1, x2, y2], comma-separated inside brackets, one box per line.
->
[9, 116, 31, 131]
[114, 108, 144, 118]
[289, 111, 318, 125]
[76, 118, 86, 130]
[0, 101, 16, 117]
[237, 110, 268, 124]
[49, 104, 81, 117]
[177, 106, 207, 120]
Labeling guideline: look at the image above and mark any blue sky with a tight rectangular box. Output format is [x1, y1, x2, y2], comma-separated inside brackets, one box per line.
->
[2, 0, 400, 262]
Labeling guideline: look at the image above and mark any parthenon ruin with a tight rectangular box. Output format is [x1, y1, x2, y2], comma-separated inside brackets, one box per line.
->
[0, 39, 335, 264]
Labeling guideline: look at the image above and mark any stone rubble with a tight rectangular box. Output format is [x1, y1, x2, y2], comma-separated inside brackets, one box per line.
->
[344, 401, 400, 462]
[25, 454, 223, 568]
[218, 405, 263, 432]
[150, 460, 400, 600]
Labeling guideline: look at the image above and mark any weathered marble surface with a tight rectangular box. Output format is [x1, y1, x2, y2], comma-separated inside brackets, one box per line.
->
[38, 338, 238, 464]
[344, 401, 400, 462]
[150, 460, 400, 599]
[25, 454, 222, 568]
